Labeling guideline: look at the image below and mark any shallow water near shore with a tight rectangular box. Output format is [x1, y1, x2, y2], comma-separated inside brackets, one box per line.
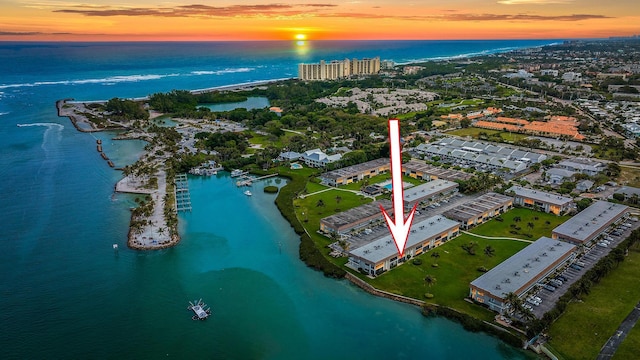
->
[0, 40, 552, 358]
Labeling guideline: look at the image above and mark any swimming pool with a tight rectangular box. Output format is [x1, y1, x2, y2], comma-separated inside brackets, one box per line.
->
[290, 163, 303, 170]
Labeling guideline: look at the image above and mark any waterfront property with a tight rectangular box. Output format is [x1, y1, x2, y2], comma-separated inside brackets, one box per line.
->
[320, 158, 390, 186]
[443, 192, 513, 229]
[320, 200, 392, 235]
[551, 201, 630, 246]
[300, 148, 342, 168]
[348, 215, 460, 277]
[277, 151, 301, 162]
[298, 57, 381, 81]
[507, 186, 574, 215]
[402, 160, 473, 182]
[469, 237, 577, 313]
[403, 179, 459, 210]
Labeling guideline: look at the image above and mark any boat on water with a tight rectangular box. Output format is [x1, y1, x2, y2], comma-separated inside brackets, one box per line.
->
[187, 299, 211, 321]
[244, 190, 252, 196]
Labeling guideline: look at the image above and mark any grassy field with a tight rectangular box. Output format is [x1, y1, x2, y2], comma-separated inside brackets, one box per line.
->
[447, 127, 529, 142]
[469, 208, 570, 241]
[294, 188, 372, 234]
[619, 165, 640, 188]
[368, 233, 529, 320]
[547, 246, 640, 360]
[246, 130, 298, 148]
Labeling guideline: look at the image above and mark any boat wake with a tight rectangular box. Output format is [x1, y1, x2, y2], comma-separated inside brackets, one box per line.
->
[0, 112, 9, 116]
[17, 122, 64, 130]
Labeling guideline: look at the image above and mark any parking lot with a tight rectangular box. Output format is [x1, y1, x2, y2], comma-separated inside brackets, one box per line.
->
[530, 217, 640, 318]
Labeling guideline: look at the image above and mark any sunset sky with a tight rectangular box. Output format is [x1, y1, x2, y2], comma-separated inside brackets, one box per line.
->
[1, 0, 639, 41]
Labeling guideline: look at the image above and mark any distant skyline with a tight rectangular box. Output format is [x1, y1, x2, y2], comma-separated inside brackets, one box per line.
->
[1, 0, 639, 41]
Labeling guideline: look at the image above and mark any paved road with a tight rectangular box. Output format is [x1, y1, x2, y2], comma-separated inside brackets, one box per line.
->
[597, 301, 640, 360]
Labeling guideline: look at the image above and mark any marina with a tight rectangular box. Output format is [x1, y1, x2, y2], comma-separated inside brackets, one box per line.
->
[175, 174, 192, 212]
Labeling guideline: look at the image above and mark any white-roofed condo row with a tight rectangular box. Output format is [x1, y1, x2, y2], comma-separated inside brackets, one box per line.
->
[552, 200, 630, 246]
[320, 158, 390, 186]
[402, 179, 459, 210]
[443, 192, 513, 229]
[507, 186, 574, 215]
[320, 200, 392, 235]
[470, 237, 577, 313]
[348, 215, 459, 277]
[415, 137, 546, 174]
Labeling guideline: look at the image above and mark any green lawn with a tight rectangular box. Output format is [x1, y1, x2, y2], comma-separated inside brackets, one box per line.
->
[245, 130, 298, 148]
[469, 208, 570, 241]
[294, 188, 372, 234]
[368, 233, 529, 320]
[548, 247, 640, 360]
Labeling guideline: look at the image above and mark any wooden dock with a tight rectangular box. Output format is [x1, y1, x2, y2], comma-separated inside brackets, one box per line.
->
[175, 174, 192, 212]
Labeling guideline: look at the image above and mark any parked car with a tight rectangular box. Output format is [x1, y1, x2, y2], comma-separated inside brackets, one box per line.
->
[576, 261, 586, 267]
[570, 264, 583, 270]
[543, 284, 556, 291]
[557, 275, 567, 282]
[597, 242, 608, 248]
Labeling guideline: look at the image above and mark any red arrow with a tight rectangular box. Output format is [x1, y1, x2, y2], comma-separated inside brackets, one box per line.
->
[380, 119, 417, 258]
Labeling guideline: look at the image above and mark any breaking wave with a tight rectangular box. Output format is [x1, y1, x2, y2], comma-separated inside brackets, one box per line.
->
[0, 73, 180, 90]
[190, 68, 254, 76]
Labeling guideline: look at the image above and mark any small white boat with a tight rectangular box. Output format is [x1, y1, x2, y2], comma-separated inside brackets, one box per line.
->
[244, 190, 252, 196]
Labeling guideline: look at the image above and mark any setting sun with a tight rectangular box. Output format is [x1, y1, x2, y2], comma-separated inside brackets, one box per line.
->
[295, 34, 307, 40]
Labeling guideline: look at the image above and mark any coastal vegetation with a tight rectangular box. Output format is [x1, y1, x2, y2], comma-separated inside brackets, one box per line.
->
[263, 185, 278, 193]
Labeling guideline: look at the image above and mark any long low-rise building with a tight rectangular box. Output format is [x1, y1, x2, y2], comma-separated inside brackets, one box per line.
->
[320, 158, 390, 186]
[443, 192, 513, 229]
[507, 186, 574, 215]
[320, 200, 392, 235]
[402, 160, 473, 182]
[348, 215, 460, 277]
[552, 201, 630, 246]
[470, 237, 576, 313]
[403, 179, 458, 210]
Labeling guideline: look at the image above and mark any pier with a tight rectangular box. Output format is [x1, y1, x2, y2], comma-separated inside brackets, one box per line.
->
[235, 173, 279, 187]
[175, 174, 192, 212]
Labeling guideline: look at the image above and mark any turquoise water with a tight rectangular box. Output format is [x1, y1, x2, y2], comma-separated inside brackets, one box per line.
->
[199, 97, 270, 112]
[0, 41, 552, 358]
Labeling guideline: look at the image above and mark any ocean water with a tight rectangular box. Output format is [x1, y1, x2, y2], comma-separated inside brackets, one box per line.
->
[0, 40, 555, 358]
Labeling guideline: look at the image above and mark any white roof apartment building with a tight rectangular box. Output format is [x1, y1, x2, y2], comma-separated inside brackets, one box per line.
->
[552, 201, 630, 246]
[402, 179, 459, 210]
[470, 237, 576, 313]
[348, 215, 459, 277]
[507, 186, 574, 215]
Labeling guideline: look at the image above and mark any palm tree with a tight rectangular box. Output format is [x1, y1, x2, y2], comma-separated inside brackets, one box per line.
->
[504, 292, 522, 317]
[527, 222, 534, 230]
[484, 245, 495, 265]
[431, 251, 440, 266]
[424, 275, 437, 288]
[335, 195, 342, 204]
[316, 199, 325, 207]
